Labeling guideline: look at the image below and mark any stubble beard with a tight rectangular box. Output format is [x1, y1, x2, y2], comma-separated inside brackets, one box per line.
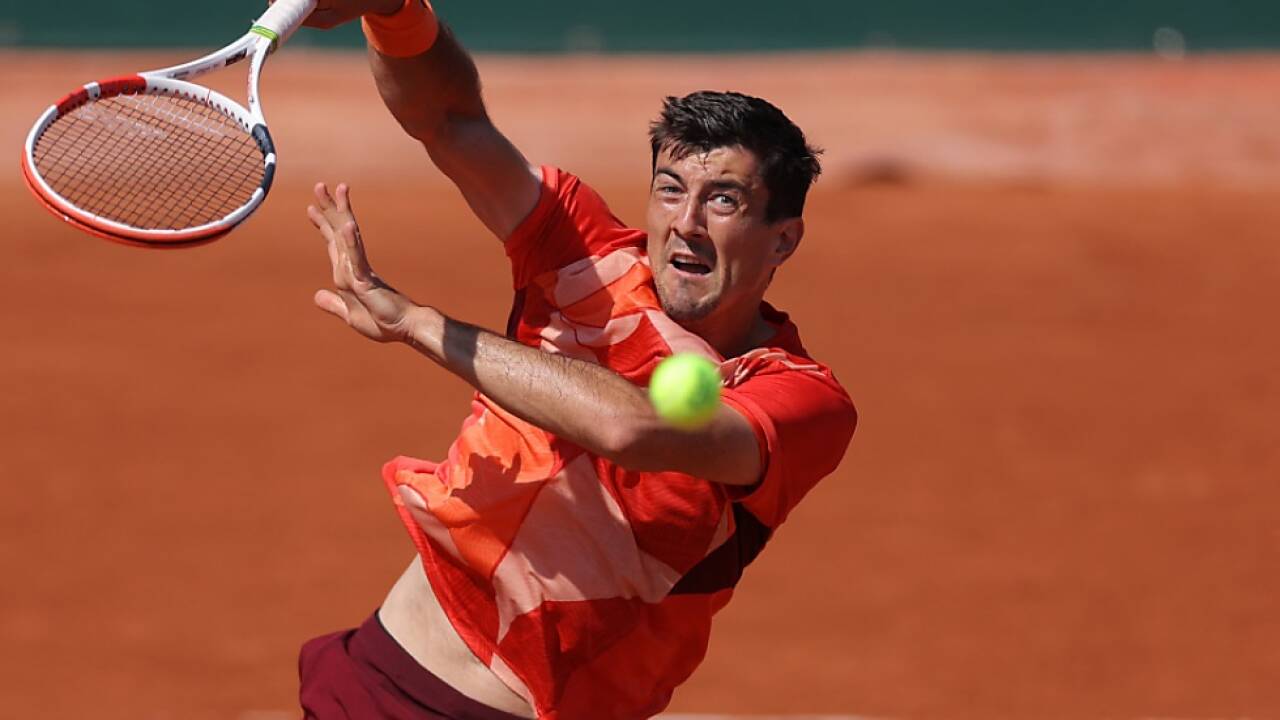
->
[656, 273, 719, 324]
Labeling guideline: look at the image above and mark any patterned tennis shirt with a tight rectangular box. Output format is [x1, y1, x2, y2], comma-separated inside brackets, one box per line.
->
[381, 167, 856, 719]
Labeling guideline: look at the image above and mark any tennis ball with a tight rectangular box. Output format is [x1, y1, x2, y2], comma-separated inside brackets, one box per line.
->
[648, 353, 722, 429]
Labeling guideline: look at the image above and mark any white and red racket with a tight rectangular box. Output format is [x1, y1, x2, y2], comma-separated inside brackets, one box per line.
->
[20, 0, 317, 248]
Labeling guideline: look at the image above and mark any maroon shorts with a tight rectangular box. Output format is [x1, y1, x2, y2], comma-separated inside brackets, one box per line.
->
[299, 611, 529, 720]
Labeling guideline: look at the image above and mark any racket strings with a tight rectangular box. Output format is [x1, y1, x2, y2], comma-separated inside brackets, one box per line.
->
[60, 94, 262, 230]
[33, 92, 265, 231]
[50, 94, 262, 228]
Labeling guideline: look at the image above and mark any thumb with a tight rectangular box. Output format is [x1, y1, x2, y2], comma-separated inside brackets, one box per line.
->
[314, 289, 350, 321]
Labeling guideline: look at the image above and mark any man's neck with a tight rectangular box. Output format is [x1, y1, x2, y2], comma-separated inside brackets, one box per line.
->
[683, 302, 775, 359]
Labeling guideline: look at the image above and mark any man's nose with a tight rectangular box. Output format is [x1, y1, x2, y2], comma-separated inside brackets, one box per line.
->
[672, 197, 707, 240]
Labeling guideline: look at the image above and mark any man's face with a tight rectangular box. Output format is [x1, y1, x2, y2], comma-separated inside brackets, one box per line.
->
[646, 144, 799, 329]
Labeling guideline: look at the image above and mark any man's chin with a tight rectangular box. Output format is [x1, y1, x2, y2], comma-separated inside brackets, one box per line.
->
[658, 298, 717, 325]
[656, 278, 719, 323]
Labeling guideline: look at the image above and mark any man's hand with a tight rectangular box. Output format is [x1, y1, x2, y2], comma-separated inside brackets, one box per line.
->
[308, 182, 419, 343]
[295, 0, 401, 30]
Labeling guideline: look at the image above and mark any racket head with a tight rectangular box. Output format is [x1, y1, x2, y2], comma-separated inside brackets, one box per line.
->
[21, 75, 277, 248]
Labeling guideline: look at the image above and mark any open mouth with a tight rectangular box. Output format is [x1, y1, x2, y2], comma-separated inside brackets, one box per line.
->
[669, 253, 712, 275]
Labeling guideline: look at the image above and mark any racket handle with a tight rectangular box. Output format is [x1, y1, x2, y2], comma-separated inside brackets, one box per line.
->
[253, 0, 319, 46]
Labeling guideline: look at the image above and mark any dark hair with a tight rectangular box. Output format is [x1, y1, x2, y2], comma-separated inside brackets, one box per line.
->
[648, 91, 822, 222]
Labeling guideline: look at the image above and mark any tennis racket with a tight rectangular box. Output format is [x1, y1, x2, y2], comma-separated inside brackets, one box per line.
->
[20, 0, 317, 248]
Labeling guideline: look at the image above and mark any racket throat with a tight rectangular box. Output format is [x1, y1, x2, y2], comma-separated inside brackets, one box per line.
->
[252, 124, 278, 195]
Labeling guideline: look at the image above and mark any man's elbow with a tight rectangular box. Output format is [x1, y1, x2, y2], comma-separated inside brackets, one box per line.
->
[385, 95, 483, 148]
[395, 112, 448, 148]
[596, 418, 755, 484]
[602, 409, 763, 486]
[596, 419, 667, 473]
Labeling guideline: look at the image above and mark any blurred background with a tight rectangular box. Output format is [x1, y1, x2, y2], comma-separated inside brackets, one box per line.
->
[6, 1, 1280, 50]
[3, 2, 1279, 719]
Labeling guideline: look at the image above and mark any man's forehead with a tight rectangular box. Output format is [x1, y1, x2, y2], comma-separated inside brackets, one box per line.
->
[655, 145, 762, 186]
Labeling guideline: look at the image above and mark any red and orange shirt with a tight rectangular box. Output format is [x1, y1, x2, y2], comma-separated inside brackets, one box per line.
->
[382, 167, 856, 719]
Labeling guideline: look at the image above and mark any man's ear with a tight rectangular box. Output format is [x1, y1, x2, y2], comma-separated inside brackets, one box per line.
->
[772, 217, 804, 268]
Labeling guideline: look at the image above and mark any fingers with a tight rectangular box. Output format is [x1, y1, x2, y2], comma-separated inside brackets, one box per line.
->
[307, 203, 352, 290]
[306, 204, 344, 272]
[310, 181, 357, 230]
[339, 219, 359, 254]
[314, 217, 370, 292]
[306, 203, 329, 232]
[314, 289, 349, 321]
[307, 182, 353, 265]
[313, 181, 335, 210]
[342, 220, 379, 279]
[309, 182, 375, 312]
[335, 183, 352, 214]
[316, 288, 387, 343]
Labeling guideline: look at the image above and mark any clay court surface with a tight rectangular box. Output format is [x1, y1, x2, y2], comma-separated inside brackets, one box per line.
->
[3, 50, 1279, 718]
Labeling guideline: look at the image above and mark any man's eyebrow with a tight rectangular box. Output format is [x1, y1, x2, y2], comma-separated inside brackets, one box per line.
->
[653, 167, 683, 184]
[653, 169, 748, 192]
[706, 178, 748, 192]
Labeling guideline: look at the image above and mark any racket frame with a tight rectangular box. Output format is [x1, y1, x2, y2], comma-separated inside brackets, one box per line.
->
[20, 0, 316, 247]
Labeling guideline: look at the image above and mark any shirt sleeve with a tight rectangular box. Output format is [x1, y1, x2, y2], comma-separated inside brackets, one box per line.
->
[719, 362, 857, 529]
[504, 166, 645, 290]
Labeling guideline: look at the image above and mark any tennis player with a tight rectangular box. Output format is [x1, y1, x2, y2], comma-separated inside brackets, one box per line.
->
[297, 1, 857, 718]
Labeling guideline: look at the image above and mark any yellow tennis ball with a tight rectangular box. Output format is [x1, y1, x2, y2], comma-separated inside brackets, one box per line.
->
[648, 353, 722, 429]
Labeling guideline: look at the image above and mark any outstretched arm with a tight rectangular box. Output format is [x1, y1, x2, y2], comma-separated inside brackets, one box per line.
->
[305, 1, 540, 239]
[308, 182, 762, 487]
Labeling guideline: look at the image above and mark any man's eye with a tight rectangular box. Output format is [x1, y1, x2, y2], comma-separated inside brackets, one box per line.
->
[657, 185, 681, 196]
[712, 194, 738, 208]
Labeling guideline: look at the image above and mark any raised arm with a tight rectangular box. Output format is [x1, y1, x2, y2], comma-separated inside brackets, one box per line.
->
[306, 183, 764, 488]
[305, 0, 541, 239]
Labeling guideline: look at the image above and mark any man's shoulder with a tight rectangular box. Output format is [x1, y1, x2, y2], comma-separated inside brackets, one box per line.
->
[723, 344, 848, 401]
[507, 166, 647, 290]
[718, 335, 856, 530]
[722, 307, 856, 432]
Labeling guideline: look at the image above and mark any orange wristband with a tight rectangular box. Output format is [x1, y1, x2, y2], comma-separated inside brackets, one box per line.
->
[361, 0, 440, 58]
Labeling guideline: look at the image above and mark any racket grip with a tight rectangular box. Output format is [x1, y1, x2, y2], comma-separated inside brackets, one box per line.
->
[254, 0, 319, 46]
